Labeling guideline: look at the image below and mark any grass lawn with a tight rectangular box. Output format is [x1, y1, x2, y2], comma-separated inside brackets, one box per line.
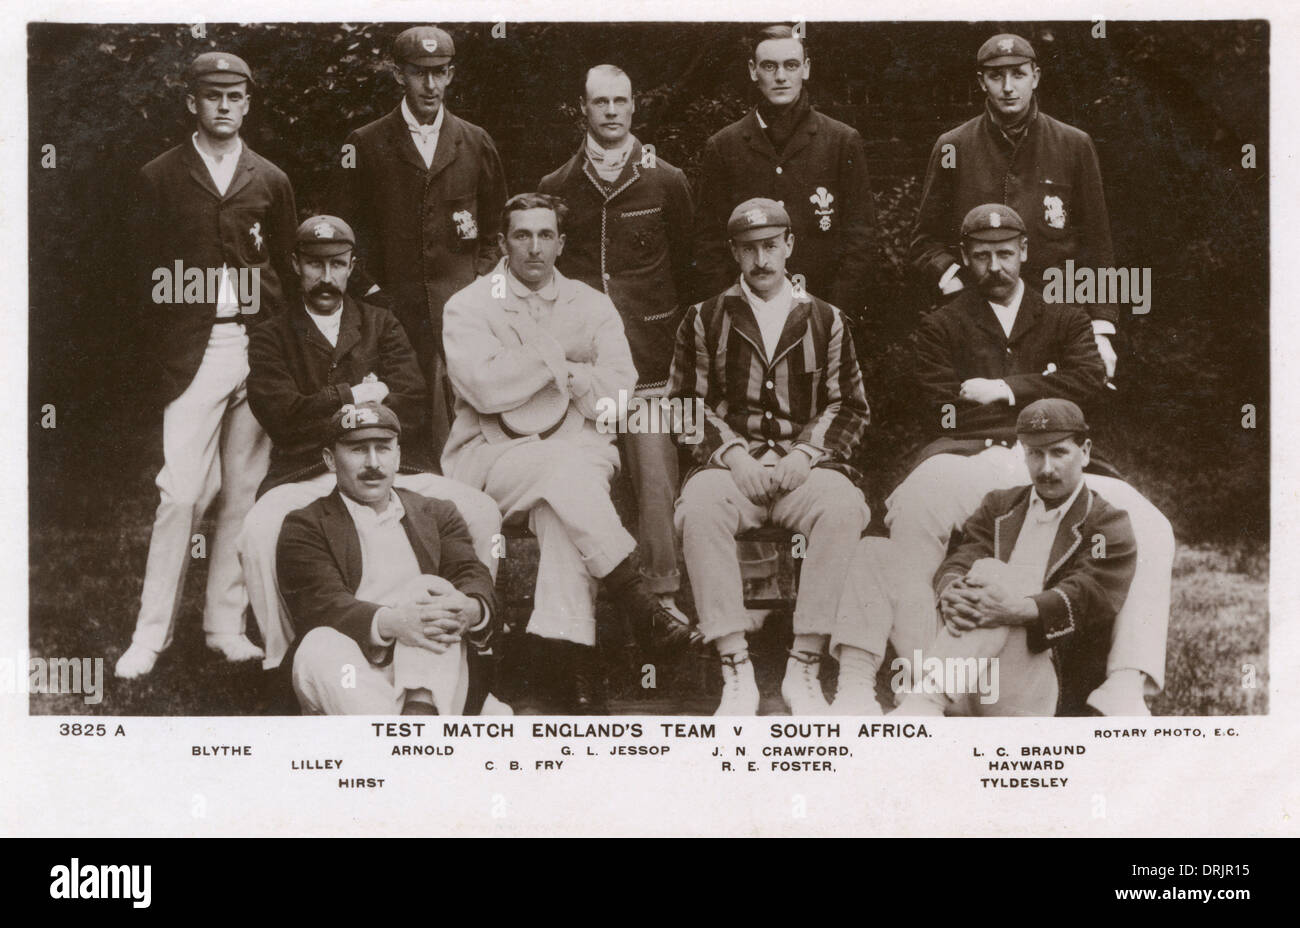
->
[28, 455, 1268, 716]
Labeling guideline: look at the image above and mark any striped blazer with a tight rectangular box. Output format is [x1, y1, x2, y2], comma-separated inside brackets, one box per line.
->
[668, 281, 869, 480]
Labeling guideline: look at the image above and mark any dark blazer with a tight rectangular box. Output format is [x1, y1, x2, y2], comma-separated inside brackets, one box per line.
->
[669, 283, 870, 483]
[136, 140, 297, 402]
[936, 484, 1137, 715]
[694, 106, 877, 318]
[248, 294, 432, 493]
[913, 285, 1106, 460]
[909, 105, 1117, 323]
[276, 487, 499, 714]
[539, 139, 695, 392]
[329, 106, 508, 355]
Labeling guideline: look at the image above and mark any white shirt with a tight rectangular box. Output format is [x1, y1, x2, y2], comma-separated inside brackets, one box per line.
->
[192, 132, 242, 196]
[192, 133, 243, 316]
[1007, 480, 1086, 592]
[739, 275, 795, 361]
[987, 278, 1026, 339]
[305, 302, 342, 347]
[401, 97, 444, 169]
[341, 491, 424, 624]
[719, 275, 820, 467]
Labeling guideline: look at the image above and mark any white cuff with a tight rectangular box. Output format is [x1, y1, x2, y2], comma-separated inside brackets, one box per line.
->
[793, 443, 823, 465]
[1092, 320, 1116, 336]
[999, 380, 1016, 406]
[939, 263, 964, 294]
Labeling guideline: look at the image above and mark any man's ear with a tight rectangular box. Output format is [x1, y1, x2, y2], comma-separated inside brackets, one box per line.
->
[747, 59, 759, 82]
[185, 93, 197, 116]
[802, 57, 811, 80]
[1081, 438, 1093, 464]
[290, 252, 301, 277]
[322, 446, 337, 473]
[784, 232, 795, 259]
[1019, 236, 1029, 262]
[1030, 64, 1041, 92]
[960, 242, 971, 267]
[976, 71, 988, 94]
[556, 232, 565, 259]
[728, 239, 741, 265]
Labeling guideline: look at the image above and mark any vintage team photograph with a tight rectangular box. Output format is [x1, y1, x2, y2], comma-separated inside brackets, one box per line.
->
[24, 18, 1269, 720]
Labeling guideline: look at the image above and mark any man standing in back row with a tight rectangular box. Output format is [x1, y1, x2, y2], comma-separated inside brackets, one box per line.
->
[539, 64, 696, 628]
[910, 33, 1120, 378]
[331, 25, 509, 459]
[694, 23, 877, 321]
[117, 51, 297, 679]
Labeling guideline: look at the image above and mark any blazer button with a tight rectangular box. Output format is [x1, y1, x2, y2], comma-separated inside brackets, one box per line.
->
[765, 380, 774, 389]
[984, 438, 993, 447]
[764, 410, 773, 419]
[775, 166, 783, 174]
[602, 273, 610, 280]
[767, 439, 775, 447]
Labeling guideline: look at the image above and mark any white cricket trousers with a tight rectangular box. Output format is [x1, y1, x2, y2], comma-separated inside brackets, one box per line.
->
[130, 325, 270, 652]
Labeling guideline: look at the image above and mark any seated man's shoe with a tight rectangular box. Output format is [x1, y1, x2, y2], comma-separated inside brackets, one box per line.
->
[206, 634, 265, 663]
[781, 650, 830, 715]
[401, 699, 438, 715]
[603, 560, 704, 657]
[568, 643, 607, 715]
[1086, 670, 1152, 717]
[714, 652, 760, 716]
[646, 604, 706, 656]
[114, 643, 160, 679]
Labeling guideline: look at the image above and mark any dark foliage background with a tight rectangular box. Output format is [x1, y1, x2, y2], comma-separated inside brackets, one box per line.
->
[28, 19, 1268, 547]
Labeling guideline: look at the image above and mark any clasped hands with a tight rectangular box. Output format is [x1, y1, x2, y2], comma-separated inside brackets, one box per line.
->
[722, 445, 812, 505]
[376, 575, 482, 654]
[938, 558, 1039, 636]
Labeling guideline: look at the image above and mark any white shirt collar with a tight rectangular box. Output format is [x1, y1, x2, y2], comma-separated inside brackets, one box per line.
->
[739, 274, 794, 312]
[987, 277, 1025, 315]
[1027, 479, 1085, 525]
[340, 488, 404, 526]
[505, 262, 559, 302]
[401, 97, 445, 135]
[191, 132, 242, 195]
[986, 278, 1026, 338]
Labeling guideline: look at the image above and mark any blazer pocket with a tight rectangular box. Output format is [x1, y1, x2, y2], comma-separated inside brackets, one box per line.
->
[615, 206, 666, 254]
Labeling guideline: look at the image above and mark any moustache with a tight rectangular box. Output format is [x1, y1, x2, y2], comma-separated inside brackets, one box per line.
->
[309, 282, 341, 297]
[357, 469, 386, 481]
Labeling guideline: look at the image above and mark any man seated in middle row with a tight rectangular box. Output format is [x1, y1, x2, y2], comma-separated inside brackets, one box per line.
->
[670, 198, 880, 716]
[441, 192, 703, 713]
[238, 215, 502, 674]
[845, 203, 1173, 716]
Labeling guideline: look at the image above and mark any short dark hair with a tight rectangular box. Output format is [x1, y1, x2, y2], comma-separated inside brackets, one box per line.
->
[500, 192, 568, 236]
[750, 24, 808, 61]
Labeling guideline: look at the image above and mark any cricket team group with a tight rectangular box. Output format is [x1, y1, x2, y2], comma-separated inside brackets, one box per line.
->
[114, 23, 1175, 718]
